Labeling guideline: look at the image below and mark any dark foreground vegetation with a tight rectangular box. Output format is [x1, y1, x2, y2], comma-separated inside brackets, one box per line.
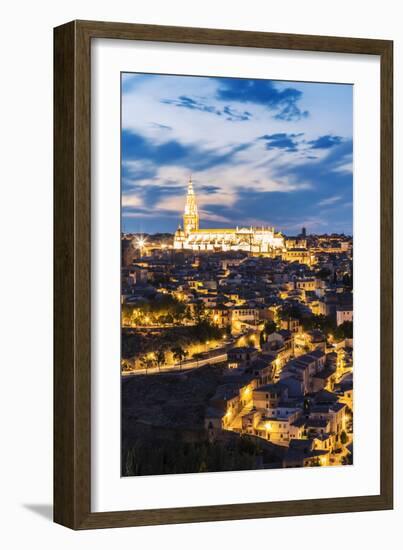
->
[121, 366, 284, 476]
[123, 435, 270, 476]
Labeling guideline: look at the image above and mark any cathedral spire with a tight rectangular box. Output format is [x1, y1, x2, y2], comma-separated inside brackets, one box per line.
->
[183, 176, 199, 235]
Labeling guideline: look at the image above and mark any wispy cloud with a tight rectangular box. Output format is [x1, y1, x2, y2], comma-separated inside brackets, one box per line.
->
[161, 95, 252, 121]
[308, 135, 343, 149]
[122, 194, 143, 208]
[259, 133, 304, 152]
[122, 129, 252, 176]
[214, 78, 309, 121]
[121, 72, 353, 234]
[318, 195, 342, 206]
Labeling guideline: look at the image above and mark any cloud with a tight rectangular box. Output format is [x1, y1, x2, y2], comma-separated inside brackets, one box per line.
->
[161, 95, 252, 121]
[162, 95, 219, 114]
[226, 139, 353, 233]
[198, 185, 221, 194]
[222, 106, 252, 121]
[257, 133, 345, 155]
[121, 73, 157, 94]
[121, 73, 352, 235]
[151, 122, 172, 131]
[308, 135, 343, 149]
[122, 194, 143, 208]
[162, 79, 309, 123]
[318, 195, 342, 206]
[214, 78, 309, 121]
[122, 159, 158, 186]
[122, 129, 251, 173]
[259, 133, 304, 152]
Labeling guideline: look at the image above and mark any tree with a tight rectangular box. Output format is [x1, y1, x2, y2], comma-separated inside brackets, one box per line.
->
[334, 321, 353, 340]
[193, 300, 206, 323]
[342, 273, 352, 287]
[301, 314, 336, 336]
[279, 303, 302, 321]
[192, 352, 204, 368]
[140, 355, 155, 374]
[310, 457, 322, 467]
[340, 430, 348, 445]
[264, 320, 277, 335]
[155, 349, 166, 372]
[171, 346, 188, 370]
[341, 454, 353, 465]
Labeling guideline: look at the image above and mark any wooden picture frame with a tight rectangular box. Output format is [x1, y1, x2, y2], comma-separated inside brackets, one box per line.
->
[54, 20, 393, 529]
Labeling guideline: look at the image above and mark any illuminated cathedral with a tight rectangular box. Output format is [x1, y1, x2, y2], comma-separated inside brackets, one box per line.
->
[173, 178, 285, 253]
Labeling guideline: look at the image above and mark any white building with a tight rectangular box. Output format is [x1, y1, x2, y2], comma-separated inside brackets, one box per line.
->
[174, 178, 285, 253]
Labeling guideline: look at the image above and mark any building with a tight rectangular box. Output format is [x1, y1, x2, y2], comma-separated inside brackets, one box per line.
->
[256, 408, 303, 444]
[227, 347, 259, 368]
[282, 248, 312, 266]
[174, 178, 285, 253]
[336, 306, 353, 326]
[121, 236, 136, 266]
[253, 382, 289, 409]
[283, 439, 330, 467]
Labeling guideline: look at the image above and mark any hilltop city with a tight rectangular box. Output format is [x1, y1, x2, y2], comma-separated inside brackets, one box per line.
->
[121, 180, 353, 474]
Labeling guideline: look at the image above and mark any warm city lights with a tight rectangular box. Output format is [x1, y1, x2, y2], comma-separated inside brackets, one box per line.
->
[121, 72, 353, 477]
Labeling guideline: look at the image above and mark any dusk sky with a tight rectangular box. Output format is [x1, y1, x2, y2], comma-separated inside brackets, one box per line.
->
[121, 73, 353, 235]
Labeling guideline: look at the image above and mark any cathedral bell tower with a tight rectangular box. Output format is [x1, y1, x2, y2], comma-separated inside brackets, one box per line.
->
[183, 176, 199, 235]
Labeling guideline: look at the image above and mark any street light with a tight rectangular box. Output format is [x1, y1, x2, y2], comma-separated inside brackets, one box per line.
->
[136, 236, 147, 256]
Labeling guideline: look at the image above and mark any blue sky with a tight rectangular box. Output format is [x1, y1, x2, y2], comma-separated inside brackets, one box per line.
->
[121, 73, 353, 235]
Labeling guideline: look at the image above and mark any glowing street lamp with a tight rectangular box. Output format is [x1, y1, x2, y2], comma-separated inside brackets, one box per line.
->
[136, 236, 147, 256]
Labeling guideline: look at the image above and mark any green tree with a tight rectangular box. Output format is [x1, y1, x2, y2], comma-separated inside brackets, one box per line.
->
[340, 430, 348, 445]
[317, 267, 332, 280]
[279, 303, 302, 321]
[140, 355, 155, 374]
[301, 314, 336, 336]
[264, 320, 277, 335]
[155, 349, 166, 372]
[193, 300, 206, 323]
[334, 321, 353, 340]
[342, 273, 352, 286]
[171, 346, 188, 370]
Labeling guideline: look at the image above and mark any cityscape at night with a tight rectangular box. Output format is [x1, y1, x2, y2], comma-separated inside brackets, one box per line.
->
[121, 73, 353, 476]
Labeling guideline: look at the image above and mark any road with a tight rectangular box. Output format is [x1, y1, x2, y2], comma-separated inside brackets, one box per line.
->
[122, 350, 228, 376]
[122, 326, 261, 377]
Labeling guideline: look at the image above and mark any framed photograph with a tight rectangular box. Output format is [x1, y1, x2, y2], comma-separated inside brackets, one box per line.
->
[54, 20, 393, 529]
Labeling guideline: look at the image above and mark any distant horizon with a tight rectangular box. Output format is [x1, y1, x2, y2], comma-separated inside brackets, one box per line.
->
[121, 229, 353, 238]
[122, 73, 353, 235]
